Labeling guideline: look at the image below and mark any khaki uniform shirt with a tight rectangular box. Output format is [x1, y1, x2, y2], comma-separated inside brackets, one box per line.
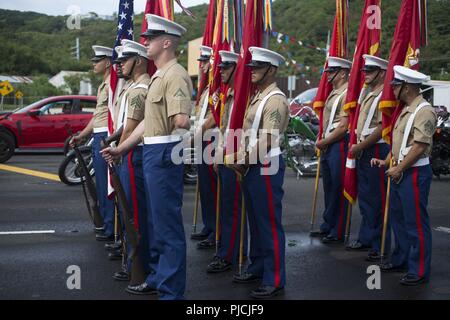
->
[356, 85, 383, 142]
[144, 59, 193, 137]
[126, 73, 151, 123]
[323, 83, 348, 137]
[392, 95, 437, 161]
[93, 77, 111, 128]
[242, 82, 289, 150]
[113, 79, 133, 129]
[218, 88, 234, 148]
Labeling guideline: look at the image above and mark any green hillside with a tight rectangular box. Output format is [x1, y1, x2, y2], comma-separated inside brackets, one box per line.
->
[0, 0, 449, 85]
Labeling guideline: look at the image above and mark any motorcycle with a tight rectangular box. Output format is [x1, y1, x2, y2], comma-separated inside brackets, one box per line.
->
[431, 106, 450, 178]
[58, 136, 198, 186]
[282, 106, 319, 178]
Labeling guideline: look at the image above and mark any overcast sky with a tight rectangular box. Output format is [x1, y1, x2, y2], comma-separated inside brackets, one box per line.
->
[0, 0, 210, 16]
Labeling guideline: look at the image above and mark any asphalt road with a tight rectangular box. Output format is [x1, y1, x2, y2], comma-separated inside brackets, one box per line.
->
[1, 154, 450, 300]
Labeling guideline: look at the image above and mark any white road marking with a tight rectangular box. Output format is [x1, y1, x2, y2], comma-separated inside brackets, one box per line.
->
[435, 226, 450, 234]
[0, 230, 55, 235]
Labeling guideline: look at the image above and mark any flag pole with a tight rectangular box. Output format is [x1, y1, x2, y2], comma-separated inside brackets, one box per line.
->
[237, 173, 246, 276]
[380, 158, 392, 265]
[192, 176, 200, 235]
[344, 204, 352, 246]
[310, 152, 321, 233]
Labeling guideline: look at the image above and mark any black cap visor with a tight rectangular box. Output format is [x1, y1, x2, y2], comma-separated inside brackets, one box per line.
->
[390, 78, 405, 86]
[197, 55, 211, 62]
[361, 65, 382, 72]
[91, 55, 108, 62]
[246, 60, 271, 69]
[141, 29, 180, 39]
[218, 61, 236, 68]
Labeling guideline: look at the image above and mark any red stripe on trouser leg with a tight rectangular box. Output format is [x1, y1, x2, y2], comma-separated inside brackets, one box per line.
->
[412, 168, 426, 277]
[128, 150, 139, 231]
[263, 165, 281, 288]
[207, 164, 218, 233]
[337, 140, 346, 239]
[226, 178, 240, 262]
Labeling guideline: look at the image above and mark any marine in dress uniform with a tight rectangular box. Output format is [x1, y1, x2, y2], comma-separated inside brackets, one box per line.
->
[346, 55, 391, 261]
[313, 57, 352, 243]
[102, 15, 193, 300]
[206, 50, 247, 273]
[230, 47, 289, 299]
[71, 45, 115, 241]
[191, 45, 218, 249]
[112, 40, 154, 284]
[374, 66, 436, 286]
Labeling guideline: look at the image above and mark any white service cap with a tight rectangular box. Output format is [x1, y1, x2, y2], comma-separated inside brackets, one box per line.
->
[121, 39, 148, 59]
[247, 47, 285, 68]
[325, 56, 352, 72]
[92, 45, 113, 61]
[391, 65, 430, 85]
[218, 50, 239, 67]
[141, 14, 187, 38]
[362, 54, 388, 70]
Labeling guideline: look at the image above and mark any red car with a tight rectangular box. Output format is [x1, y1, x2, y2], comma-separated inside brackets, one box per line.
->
[289, 87, 318, 118]
[0, 95, 96, 163]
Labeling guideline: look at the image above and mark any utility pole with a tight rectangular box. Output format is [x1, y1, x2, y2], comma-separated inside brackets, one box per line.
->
[72, 38, 80, 61]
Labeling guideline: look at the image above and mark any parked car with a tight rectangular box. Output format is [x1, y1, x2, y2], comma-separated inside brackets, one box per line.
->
[0, 95, 96, 163]
[289, 87, 318, 117]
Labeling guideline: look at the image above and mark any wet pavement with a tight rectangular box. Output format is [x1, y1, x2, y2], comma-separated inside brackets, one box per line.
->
[1, 154, 450, 300]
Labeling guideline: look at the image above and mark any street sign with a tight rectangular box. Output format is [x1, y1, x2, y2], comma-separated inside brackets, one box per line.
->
[0, 80, 14, 96]
[15, 91, 23, 100]
[288, 75, 296, 91]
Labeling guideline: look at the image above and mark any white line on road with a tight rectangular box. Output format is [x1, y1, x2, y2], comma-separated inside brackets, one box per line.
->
[0, 230, 55, 235]
[435, 226, 450, 234]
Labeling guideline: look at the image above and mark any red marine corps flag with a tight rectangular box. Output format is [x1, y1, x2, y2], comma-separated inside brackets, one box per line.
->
[225, 0, 267, 163]
[343, 0, 382, 205]
[196, 0, 216, 105]
[313, 0, 349, 139]
[379, 0, 428, 144]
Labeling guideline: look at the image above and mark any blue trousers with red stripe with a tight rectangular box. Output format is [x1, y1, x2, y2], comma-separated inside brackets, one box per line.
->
[242, 156, 286, 289]
[92, 132, 115, 236]
[197, 141, 217, 240]
[356, 143, 390, 252]
[389, 165, 432, 279]
[143, 142, 186, 300]
[320, 136, 349, 239]
[119, 147, 155, 274]
[217, 165, 247, 264]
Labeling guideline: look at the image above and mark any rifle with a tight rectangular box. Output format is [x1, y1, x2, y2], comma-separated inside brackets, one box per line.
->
[67, 127, 104, 228]
[102, 138, 146, 285]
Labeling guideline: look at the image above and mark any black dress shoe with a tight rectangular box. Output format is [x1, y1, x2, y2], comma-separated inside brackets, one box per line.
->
[233, 272, 262, 284]
[96, 233, 115, 242]
[108, 249, 123, 261]
[105, 241, 122, 251]
[113, 271, 130, 281]
[379, 262, 407, 273]
[197, 239, 215, 249]
[365, 251, 386, 262]
[321, 235, 343, 244]
[250, 285, 284, 299]
[190, 231, 209, 241]
[399, 274, 427, 286]
[207, 258, 232, 273]
[94, 226, 105, 234]
[345, 240, 371, 251]
[309, 230, 328, 238]
[125, 282, 158, 295]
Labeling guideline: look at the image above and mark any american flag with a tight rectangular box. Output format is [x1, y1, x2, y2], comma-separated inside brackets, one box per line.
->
[107, 0, 134, 197]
